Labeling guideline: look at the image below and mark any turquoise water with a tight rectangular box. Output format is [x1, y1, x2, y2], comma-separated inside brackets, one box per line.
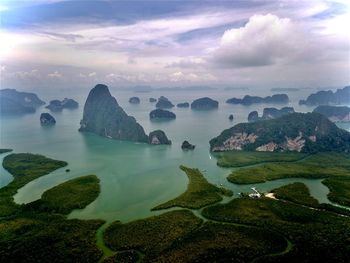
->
[1, 87, 349, 222]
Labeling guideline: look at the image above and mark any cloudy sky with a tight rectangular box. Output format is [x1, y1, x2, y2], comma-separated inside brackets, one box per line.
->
[0, 0, 349, 89]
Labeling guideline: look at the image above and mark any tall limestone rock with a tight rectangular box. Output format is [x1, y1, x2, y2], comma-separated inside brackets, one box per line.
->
[79, 84, 148, 142]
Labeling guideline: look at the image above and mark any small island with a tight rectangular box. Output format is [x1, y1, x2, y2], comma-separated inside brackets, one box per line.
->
[149, 108, 176, 120]
[46, 98, 78, 111]
[299, 86, 350, 106]
[149, 97, 157, 103]
[177, 102, 189, 108]
[149, 130, 172, 145]
[226, 94, 289, 105]
[156, 96, 174, 109]
[181, 140, 195, 150]
[40, 113, 56, 125]
[129, 96, 140, 104]
[0, 89, 45, 114]
[191, 97, 218, 110]
[248, 107, 295, 122]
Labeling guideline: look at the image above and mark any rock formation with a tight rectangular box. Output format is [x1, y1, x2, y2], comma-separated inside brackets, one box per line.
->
[149, 109, 176, 120]
[226, 94, 289, 105]
[0, 89, 45, 114]
[248, 111, 259, 122]
[149, 98, 157, 103]
[148, 130, 171, 145]
[229, 114, 234, 121]
[46, 98, 78, 112]
[40, 113, 56, 125]
[210, 112, 350, 153]
[177, 102, 189, 108]
[129, 97, 140, 104]
[191, 97, 218, 110]
[299, 86, 350, 106]
[156, 96, 174, 109]
[79, 84, 148, 142]
[181, 140, 195, 150]
[313, 105, 350, 122]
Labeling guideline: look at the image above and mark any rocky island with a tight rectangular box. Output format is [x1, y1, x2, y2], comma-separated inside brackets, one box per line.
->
[177, 102, 189, 108]
[156, 96, 174, 109]
[313, 105, 350, 122]
[191, 97, 218, 110]
[226, 94, 289, 105]
[299, 86, 350, 106]
[46, 98, 78, 111]
[149, 130, 172, 145]
[149, 109, 176, 120]
[181, 140, 195, 150]
[149, 97, 157, 103]
[40, 113, 56, 125]
[248, 107, 295, 122]
[79, 84, 148, 142]
[210, 112, 350, 153]
[0, 89, 45, 114]
[129, 97, 140, 104]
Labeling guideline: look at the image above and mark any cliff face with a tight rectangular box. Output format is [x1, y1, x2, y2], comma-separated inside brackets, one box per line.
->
[210, 112, 350, 153]
[313, 105, 350, 123]
[79, 84, 148, 142]
[299, 86, 350, 106]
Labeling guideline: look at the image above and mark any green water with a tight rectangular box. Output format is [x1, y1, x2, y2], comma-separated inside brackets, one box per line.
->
[0, 88, 348, 223]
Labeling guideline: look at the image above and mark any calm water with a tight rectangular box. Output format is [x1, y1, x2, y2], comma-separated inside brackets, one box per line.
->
[0, 87, 349, 222]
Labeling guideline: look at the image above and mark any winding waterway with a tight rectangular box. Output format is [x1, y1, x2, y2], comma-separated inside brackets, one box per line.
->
[1, 87, 349, 223]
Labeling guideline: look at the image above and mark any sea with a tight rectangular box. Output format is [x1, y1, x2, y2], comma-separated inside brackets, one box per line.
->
[0, 86, 349, 222]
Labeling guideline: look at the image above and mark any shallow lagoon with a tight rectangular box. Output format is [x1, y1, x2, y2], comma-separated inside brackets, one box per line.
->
[1, 87, 349, 222]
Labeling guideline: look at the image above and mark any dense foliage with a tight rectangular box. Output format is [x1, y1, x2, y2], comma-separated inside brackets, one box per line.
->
[152, 165, 232, 210]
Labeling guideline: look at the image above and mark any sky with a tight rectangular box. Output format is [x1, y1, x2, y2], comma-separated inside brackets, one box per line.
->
[0, 0, 349, 90]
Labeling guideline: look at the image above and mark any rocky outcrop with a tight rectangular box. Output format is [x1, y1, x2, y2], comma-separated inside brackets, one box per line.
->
[299, 86, 350, 106]
[210, 112, 350, 153]
[156, 96, 174, 109]
[261, 107, 295, 120]
[149, 130, 171, 145]
[313, 105, 350, 122]
[40, 113, 56, 125]
[177, 102, 189, 108]
[46, 98, 78, 112]
[248, 111, 259, 122]
[149, 98, 157, 103]
[0, 89, 45, 114]
[191, 97, 218, 110]
[226, 94, 289, 105]
[229, 114, 234, 121]
[181, 140, 195, 150]
[79, 84, 148, 142]
[129, 97, 140, 104]
[149, 109, 176, 120]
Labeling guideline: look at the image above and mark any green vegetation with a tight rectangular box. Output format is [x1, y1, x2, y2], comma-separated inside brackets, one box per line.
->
[0, 149, 12, 154]
[202, 197, 350, 262]
[226, 152, 350, 208]
[272, 182, 319, 207]
[0, 153, 104, 263]
[104, 210, 202, 262]
[0, 153, 67, 217]
[227, 152, 350, 184]
[156, 222, 286, 263]
[27, 175, 100, 214]
[323, 177, 350, 206]
[213, 150, 307, 167]
[210, 112, 350, 153]
[152, 165, 232, 210]
[102, 250, 140, 263]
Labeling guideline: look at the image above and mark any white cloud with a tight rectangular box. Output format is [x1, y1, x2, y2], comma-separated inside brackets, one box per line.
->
[48, 71, 62, 78]
[211, 14, 305, 68]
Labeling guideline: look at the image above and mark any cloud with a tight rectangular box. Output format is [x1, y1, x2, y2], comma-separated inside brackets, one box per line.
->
[211, 14, 304, 68]
[48, 71, 62, 78]
[165, 58, 205, 69]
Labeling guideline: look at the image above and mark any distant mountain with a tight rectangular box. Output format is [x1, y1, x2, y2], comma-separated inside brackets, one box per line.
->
[210, 112, 350, 153]
[79, 84, 148, 142]
[0, 89, 45, 114]
[226, 94, 289, 105]
[313, 105, 350, 123]
[299, 86, 350, 106]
